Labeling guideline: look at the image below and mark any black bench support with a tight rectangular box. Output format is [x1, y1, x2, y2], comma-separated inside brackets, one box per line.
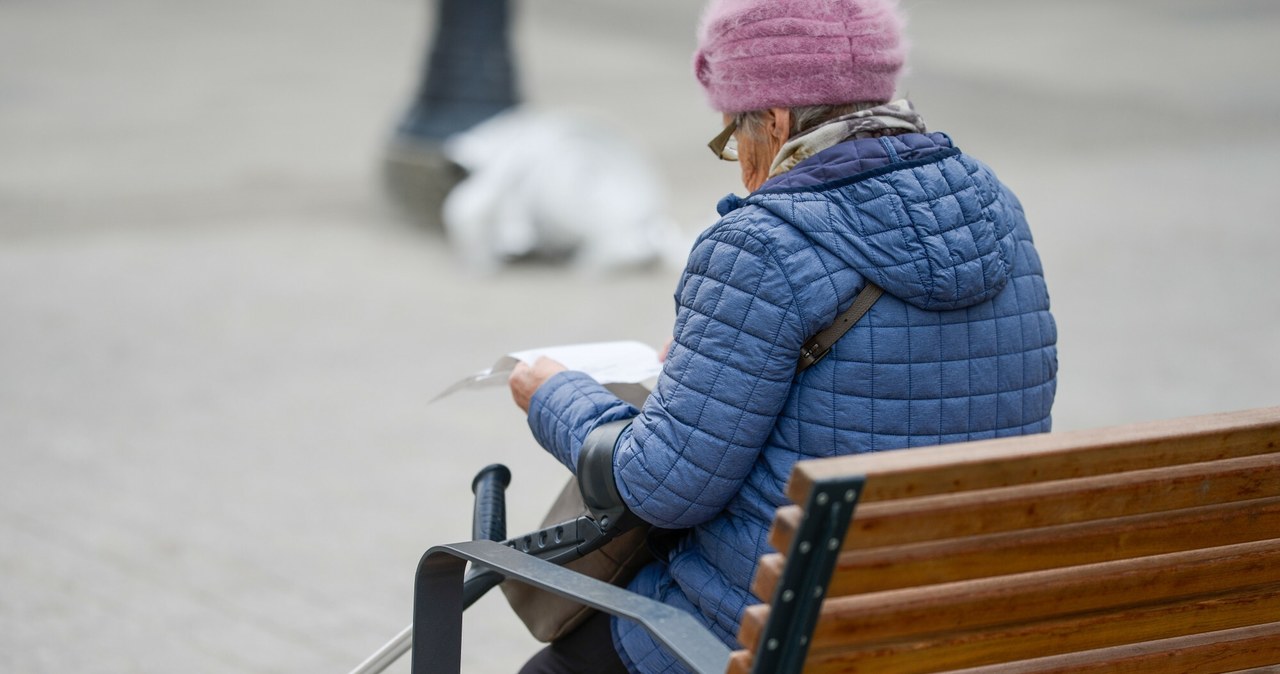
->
[750, 475, 865, 674]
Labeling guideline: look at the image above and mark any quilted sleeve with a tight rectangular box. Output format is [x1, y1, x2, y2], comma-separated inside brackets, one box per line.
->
[526, 371, 641, 472]
[526, 221, 806, 529]
[615, 225, 806, 528]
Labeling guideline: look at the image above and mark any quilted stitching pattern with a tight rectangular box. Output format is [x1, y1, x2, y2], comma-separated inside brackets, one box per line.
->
[526, 133, 1057, 674]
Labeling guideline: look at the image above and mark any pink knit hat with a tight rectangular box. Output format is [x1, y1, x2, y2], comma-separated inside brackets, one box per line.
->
[693, 0, 907, 114]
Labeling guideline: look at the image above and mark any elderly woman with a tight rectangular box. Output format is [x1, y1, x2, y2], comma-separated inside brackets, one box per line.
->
[508, 0, 1058, 672]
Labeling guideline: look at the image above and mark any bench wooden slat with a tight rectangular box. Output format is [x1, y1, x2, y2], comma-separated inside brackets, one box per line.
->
[794, 584, 1280, 674]
[732, 409, 1280, 673]
[755, 496, 1280, 599]
[733, 586, 1280, 674]
[788, 407, 1280, 505]
[725, 650, 751, 674]
[945, 621, 1280, 674]
[773, 453, 1279, 551]
[738, 538, 1280, 652]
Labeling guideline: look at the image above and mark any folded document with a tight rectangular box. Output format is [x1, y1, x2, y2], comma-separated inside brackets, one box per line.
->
[433, 341, 661, 405]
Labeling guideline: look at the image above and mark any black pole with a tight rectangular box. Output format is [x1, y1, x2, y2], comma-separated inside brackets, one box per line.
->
[383, 0, 520, 228]
[398, 0, 519, 142]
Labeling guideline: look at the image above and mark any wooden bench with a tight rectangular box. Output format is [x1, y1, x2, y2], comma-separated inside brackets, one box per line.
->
[411, 406, 1280, 673]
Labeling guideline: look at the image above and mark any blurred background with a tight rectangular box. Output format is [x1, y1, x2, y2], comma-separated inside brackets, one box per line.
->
[2, 0, 1278, 672]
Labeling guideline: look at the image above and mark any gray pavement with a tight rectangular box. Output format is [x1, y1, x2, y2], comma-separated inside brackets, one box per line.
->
[2, 1, 1279, 672]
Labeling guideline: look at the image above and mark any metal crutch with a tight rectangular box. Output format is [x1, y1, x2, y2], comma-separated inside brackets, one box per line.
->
[348, 463, 512, 674]
[350, 419, 637, 674]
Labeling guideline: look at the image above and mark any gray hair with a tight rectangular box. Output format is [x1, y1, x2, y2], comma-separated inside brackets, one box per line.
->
[737, 101, 883, 141]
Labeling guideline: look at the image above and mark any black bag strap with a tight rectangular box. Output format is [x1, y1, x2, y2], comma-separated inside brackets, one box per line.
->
[796, 282, 883, 374]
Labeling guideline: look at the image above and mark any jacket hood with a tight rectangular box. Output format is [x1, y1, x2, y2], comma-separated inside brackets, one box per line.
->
[728, 133, 1018, 312]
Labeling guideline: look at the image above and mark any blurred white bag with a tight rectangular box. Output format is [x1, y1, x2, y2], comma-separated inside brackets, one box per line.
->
[441, 108, 685, 272]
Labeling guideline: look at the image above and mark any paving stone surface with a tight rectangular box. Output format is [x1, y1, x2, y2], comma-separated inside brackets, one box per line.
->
[2, 1, 1278, 672]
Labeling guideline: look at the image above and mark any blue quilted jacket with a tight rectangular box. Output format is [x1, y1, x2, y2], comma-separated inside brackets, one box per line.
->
[527, 132, 1057, 674]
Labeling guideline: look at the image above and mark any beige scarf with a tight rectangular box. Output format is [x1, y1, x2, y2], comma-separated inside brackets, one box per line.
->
[768, 99, 927, 178]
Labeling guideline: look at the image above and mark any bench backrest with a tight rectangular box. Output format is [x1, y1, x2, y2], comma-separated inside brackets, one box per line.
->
[731, 407, 1280, 674]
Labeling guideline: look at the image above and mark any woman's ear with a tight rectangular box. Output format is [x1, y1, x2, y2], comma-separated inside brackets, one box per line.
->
[767, 107, 792, 143]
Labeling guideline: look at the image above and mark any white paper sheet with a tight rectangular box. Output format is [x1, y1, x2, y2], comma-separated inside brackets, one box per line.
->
[433, 340, 662, 403]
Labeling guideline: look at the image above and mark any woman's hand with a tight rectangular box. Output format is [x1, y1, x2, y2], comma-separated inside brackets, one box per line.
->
[659, 336, 674, 363]
[509, 356, 568, 413]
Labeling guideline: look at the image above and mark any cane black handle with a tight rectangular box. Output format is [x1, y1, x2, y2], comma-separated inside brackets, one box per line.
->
[471, 464, 512, 542]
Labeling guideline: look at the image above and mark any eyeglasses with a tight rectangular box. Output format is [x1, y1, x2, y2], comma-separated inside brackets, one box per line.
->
[708, 118, 739, 161]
